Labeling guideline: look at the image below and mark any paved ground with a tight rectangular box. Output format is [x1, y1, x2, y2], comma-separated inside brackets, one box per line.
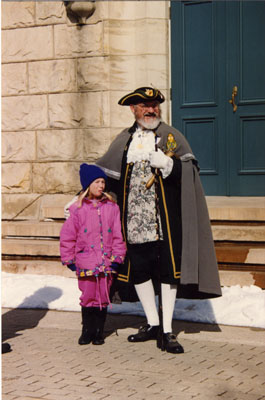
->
[2, 308, 265, 400]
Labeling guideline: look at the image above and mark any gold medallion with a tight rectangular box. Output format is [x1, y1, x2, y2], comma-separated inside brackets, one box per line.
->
[166, 133, 177, 152]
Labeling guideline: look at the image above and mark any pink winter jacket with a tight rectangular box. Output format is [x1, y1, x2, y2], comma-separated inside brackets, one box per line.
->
[60, 197, 126, 276]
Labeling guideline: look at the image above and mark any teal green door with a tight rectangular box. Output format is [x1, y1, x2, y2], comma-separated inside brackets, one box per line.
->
[171, 1, 265, 195]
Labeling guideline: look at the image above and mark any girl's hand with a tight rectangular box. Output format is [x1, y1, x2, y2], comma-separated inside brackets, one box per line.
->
[110, 262, 119, 270]
[67, 264, 76, 272]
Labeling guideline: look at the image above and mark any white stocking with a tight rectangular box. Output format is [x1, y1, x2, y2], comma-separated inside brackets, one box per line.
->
[161, 283, 177, 333]
[134, 280, 159, 326]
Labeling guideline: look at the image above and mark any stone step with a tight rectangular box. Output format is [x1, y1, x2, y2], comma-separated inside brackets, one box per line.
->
[2, 221, 62, 238]
[1, 259, 73, 278]
[41, 194, 75, 220]
[219, 270, 265, 288]
[2, 238, 60, 257]
[215, 244, 265, 265]
[206, 196, 265, 221]
[2, 220, 265, 242]
[40, 196, 265, 221]
[2, 258, 264, 289]
[211, 224, 265, 242]
[2, 238, 264, 265]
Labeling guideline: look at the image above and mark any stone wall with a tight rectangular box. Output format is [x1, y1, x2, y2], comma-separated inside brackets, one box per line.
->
[1, 1, 170, 220]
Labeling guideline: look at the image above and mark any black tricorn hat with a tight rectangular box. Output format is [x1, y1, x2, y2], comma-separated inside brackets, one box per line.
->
[118, 86, 165, 106]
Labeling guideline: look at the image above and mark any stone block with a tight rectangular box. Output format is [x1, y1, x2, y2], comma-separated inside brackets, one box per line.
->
[109, 128, 125, 143]
[32, 162, 80, 194]
[48, 92, 103, 129]
[2, 26, 53, 62]
[1, 194, 42, 220]
[29, 59, 76, 94]
[1, 1, 35, 29]
[2, 95, 48, 131]
[105, 1, 168, 20]
[108, 55, 168, 91]
[2, 163, 31, 194]
[104, 19, 168, 55]
[54, 23, 103, 58]
[36, 2, 66, 25]
[2, 63, 27, 95]
[2, 131, 36, 161]
[160, 97, 170, 124]
[77, 57, 109, 91]
[83, 128, 111, 160]
[36, 129, 84, 160]
[40, 193, 77, 220]
[108, 90, 140, 128]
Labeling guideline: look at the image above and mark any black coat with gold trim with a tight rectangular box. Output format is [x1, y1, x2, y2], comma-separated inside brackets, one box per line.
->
[97, 122, 222, 301]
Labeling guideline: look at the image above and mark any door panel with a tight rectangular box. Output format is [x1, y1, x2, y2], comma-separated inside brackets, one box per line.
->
[171, 0, 227, 195]
[240, 2, 265, 102]
[171, 0, 265, 196]
[182, 1, 215, 105]
[183, 117, 217, 173]
[227, 1, 265, 195]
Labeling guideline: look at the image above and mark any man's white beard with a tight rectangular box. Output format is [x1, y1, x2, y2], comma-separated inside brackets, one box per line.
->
[137, 117, 161, 130]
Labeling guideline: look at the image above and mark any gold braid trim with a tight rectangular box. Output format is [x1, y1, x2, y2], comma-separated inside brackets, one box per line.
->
[159, 176, 181, 279]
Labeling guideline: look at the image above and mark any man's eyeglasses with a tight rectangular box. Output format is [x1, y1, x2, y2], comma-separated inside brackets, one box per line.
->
[136, 102, 160, 109]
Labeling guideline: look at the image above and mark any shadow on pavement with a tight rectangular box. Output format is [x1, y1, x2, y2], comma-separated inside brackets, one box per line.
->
[104, 313, 221, 339]
[105, 294, 222, 338]
[2, 287, 62, 352]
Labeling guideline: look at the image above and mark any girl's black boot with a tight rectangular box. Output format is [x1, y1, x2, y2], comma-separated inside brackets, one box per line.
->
[78, 307, 95, 345]
[92, 308, 107, 345]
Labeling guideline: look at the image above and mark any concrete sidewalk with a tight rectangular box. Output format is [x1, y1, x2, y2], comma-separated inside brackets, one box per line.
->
[2, 308, 265, 400]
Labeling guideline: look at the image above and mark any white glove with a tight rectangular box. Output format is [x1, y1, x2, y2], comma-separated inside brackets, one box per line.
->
[150, 149, 173, 178]
[150, 149, 170, 170]
[64, 195, 78, 219]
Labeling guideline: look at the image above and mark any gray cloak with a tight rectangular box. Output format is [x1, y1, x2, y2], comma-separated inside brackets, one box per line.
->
[97, 121, 222, 298]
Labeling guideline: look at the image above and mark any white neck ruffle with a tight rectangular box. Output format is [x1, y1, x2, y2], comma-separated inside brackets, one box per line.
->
[127, 127, 159, 163]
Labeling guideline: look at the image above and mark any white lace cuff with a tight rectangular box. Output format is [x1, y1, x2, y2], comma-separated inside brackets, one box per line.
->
[161, 157, 173, 179]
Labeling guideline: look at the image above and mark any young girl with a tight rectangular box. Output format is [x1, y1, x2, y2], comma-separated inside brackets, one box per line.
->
[60, 164, 126, 345]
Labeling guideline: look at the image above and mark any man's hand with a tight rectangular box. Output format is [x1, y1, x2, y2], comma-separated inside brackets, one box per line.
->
[150, 149, 170, 170]
[150, 149, 173, 178]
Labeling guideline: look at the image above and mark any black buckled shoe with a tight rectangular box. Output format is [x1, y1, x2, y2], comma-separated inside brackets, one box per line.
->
[158, 333, 184, 354]
[128, 324, 159, 342]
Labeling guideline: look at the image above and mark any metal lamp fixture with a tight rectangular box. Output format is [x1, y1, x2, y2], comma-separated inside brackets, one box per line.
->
[64, 1, 96, 25]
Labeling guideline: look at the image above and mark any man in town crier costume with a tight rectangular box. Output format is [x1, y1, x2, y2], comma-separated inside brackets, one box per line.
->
[65, 87, 221, 353]
[95, 86, 222, 354]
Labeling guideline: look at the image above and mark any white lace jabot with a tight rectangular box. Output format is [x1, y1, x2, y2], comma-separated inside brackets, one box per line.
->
[127, 127, 158, 163]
